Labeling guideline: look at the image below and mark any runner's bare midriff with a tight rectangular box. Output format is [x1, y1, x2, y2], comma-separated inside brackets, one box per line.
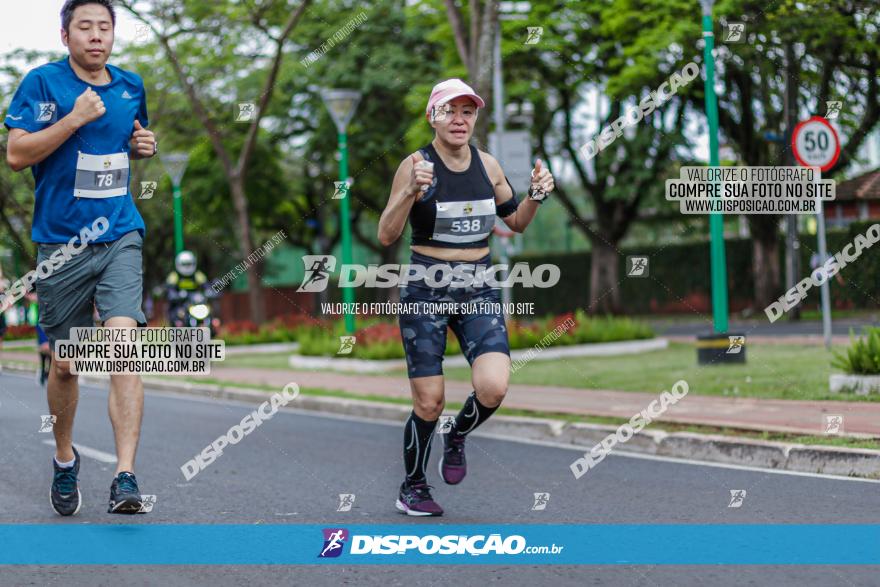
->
[411, 245, 490, 262]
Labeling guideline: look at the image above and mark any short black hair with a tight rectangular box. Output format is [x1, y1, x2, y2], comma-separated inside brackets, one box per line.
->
[61, 0, 116, 32]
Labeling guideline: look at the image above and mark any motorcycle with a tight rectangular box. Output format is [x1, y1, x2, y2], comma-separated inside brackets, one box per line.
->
[170, 290, 220, 336]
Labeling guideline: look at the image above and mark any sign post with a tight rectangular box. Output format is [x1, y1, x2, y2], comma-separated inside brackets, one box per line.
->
[489, 130, 531, 313]
[791, 116, 841, 350]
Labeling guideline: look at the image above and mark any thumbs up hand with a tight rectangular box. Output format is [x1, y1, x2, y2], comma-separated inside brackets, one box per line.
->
[528, 158, 554, 202]
[130, 119, 157, 159]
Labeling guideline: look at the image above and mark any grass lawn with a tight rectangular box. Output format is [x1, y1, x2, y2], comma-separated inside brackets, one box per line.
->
[222, 352, 302, 370]
[218, 341, 867, 402]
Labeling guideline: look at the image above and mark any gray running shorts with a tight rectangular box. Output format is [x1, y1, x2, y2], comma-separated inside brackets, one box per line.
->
[35, 230, 146, 352]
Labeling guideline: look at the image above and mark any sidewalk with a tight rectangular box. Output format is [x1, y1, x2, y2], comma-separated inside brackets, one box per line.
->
[4, 350, 878, 438]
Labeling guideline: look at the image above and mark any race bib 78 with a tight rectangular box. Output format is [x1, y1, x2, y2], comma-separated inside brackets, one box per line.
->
[74, 151, 130, 199]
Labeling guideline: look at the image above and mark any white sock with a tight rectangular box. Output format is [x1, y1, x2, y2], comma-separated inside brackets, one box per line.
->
[54, 456, 76, 469]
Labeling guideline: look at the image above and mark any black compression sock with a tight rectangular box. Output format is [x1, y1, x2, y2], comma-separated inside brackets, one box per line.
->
[451, 391, 499, 440]
[403, 411, 438, 483]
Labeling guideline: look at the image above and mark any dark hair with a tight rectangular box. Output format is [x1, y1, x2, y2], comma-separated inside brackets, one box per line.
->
[61, 0, 116, 32]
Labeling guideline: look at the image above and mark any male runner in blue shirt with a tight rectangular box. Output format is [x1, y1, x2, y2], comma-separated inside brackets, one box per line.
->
[5, 0, 157, 515]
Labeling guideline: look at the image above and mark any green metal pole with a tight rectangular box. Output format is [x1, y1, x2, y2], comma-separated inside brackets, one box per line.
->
[339, 132, 355, 334]
[173, 184, 184, 255]
[703, 12, 729, 334]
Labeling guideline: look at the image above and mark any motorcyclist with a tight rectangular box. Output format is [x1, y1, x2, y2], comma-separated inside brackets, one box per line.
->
[165, 251, 209, 325]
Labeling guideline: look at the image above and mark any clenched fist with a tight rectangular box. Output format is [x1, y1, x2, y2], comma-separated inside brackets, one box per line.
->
[71, 87, 106, 128]
[408, 151, 434, 199]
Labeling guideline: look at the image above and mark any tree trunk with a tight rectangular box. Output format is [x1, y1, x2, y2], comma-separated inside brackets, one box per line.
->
[474, 1, 497, 149]
[473, 84, 491, 149]
[749, 217, 781, 309]
[588, 237, 622, 314]
[229, 176, 265, 324]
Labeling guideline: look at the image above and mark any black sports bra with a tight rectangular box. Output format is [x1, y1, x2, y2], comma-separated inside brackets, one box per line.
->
[409, 143, 498, 249]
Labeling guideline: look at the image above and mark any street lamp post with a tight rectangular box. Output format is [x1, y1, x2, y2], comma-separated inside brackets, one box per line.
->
[696, 0, 743, 365]
[160, 153, 190, 255]
[700, 0, 729, 334]
[322, 89, 361, 335]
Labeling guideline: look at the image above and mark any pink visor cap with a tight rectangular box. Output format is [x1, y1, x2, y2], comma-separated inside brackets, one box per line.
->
[425, 78, 485, 117]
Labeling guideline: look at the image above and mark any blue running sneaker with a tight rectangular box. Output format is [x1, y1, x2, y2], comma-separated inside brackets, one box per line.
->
[51, 446, 82, 516]
[108, 472, 145, 514]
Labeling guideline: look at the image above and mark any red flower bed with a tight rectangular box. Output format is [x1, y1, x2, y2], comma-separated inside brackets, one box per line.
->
[507, 319, 541, 336]
[355, 322, 401, 345]
[272, 313, 322, 329]
[220, 320, 259, 335]
[4, 324, 36, 340]
[550, 311, 576, 330]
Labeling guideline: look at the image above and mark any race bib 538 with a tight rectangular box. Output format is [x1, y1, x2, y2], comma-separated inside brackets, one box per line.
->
[432, 198, 496, 244]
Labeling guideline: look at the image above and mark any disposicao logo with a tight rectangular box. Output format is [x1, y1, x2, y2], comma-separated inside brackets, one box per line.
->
[319, 528, 349, 558]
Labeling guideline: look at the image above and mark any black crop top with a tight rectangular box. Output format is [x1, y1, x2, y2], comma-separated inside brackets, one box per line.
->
[409, 143, 498, 249]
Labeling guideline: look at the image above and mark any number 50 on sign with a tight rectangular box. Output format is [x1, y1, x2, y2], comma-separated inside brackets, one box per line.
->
[791, 116, 841, 172]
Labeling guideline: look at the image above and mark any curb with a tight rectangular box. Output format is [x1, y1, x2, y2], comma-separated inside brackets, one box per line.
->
[5, 364, 878, 479]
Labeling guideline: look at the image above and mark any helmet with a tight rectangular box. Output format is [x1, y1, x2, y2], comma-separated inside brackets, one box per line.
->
[175, 250, 197, 277]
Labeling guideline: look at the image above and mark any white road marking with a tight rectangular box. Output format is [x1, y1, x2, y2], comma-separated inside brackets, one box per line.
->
[42, 439, 117, 464]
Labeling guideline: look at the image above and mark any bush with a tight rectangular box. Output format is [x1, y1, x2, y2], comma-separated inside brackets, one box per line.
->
[218, 310, 653, 359]
[832, 327, 880, 375]
[295, 310, 652, 359]
[220, 315, 329, 346]
[297, 319, 461, 360]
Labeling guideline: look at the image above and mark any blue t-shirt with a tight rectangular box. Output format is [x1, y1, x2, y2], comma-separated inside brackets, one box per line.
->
[4, 57, 148, 244]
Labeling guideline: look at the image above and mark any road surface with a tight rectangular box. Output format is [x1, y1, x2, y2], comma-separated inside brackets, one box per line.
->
[0, 371, 877, 585]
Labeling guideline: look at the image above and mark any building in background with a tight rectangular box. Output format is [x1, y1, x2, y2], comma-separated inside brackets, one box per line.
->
[825, 167, 880, 229]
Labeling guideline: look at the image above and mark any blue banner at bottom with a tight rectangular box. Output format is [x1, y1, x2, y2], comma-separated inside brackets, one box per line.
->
[0, 524, 876, 565]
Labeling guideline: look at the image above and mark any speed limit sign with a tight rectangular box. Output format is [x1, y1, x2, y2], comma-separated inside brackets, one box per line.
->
[791, 116, 840, 171]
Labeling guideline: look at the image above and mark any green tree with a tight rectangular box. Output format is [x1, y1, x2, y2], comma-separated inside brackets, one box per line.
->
[606, 0, 880, 308]
[503, 0, 693, 312]
[118, 0, 312, 323]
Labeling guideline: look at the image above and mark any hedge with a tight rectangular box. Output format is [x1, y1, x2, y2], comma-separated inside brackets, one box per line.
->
[511, 222, 879, 315]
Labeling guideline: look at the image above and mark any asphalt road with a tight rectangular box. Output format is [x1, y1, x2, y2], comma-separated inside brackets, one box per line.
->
[1, 370, 878, 586]
[651, 316, 878, 337]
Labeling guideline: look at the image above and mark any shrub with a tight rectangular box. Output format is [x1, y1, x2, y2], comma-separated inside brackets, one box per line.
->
[220, 315, 330, 345]
[832, 327, 880, 375]
[295, 311, 652, 359]
[298, 320, 461, 360]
